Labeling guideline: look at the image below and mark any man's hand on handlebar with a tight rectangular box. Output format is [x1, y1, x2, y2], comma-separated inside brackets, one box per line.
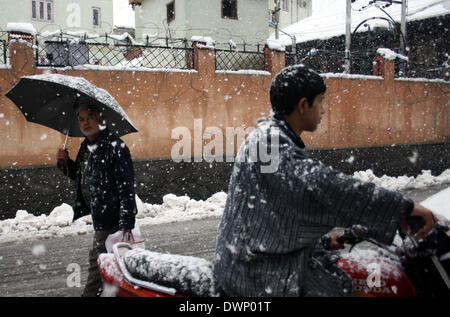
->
[401, 203, 435, 241]
[328, 232, 346, 250]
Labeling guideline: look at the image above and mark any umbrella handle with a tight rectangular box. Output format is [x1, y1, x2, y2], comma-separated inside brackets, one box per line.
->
[62, 130, 70, 177]
[63, 131, 69, 150]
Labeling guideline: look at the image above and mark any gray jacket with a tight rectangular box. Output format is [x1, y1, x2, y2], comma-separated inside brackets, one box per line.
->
[213, 114, 414, 296]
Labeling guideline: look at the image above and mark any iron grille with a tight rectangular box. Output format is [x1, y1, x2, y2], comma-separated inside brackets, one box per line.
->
[215, 45, 266, 71]
[34, 34, 195, 70]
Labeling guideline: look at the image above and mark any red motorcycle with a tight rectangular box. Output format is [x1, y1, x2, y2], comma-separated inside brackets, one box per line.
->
[98, 216, 450, 297]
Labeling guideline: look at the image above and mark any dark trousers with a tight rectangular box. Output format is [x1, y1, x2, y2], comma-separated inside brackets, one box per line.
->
[81, 227, 119, 297]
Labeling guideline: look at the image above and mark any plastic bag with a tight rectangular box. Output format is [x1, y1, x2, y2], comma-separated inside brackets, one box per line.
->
[105, 224, 145, 253]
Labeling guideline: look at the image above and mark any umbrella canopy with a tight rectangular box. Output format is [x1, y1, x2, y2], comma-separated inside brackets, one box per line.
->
[5, 74, 138, 138]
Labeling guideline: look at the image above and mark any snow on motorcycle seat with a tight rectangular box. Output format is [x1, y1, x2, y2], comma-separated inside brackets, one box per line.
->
[123, 248, 218, 297]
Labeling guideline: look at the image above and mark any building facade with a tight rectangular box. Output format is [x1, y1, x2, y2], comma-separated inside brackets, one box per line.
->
[268, 0, 311, 31]
[132, 0, 271, 47]
[0, 0, 113, 34]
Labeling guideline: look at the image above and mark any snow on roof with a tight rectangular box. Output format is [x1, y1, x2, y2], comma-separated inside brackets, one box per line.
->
[272, 0, 450, 45]
[6, 22, 37, 36]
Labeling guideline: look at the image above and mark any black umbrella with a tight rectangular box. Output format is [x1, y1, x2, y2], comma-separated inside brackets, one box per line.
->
[5, 73, 138, 148]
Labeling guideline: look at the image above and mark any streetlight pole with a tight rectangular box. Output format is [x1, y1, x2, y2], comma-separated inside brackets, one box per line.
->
[274, 0, 281, 39]
[400, 0, 407, 53]
[344, 0, 351, 73]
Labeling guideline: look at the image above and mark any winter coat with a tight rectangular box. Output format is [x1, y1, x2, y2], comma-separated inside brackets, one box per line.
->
[213, 114, 414, 297]
[58, 128, 137, 231]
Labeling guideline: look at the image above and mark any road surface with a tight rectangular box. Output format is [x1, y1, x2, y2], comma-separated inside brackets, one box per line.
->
[0, 184, 447, 297]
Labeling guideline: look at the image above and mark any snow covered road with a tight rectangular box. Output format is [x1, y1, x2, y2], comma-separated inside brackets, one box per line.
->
[0, 217, 219, 297]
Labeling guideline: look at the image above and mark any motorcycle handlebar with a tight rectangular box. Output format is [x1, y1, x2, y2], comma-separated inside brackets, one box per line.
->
[336, 224, 368, 245]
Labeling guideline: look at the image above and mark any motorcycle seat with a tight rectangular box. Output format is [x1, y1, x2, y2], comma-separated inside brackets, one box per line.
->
[123, 248, 218, 297]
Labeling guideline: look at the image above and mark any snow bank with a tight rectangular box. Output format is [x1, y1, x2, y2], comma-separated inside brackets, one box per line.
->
[0, 192, 227, 243]
[0, 169, 448, 244]
[353, 169, 450, 192]
[136, 191, 227, 225]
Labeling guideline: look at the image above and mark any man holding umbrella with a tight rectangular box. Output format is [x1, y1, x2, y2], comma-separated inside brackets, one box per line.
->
[6, 73, 139, 296]
[57, 105, 137, 297]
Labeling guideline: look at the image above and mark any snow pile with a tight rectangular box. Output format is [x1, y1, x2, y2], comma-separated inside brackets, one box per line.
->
[0, 204, 93, 243]
[136, 191, 227, 225]
[353, 169, 450, 192]
[0, 192, 227, 243]
[0, 170, 448, 243]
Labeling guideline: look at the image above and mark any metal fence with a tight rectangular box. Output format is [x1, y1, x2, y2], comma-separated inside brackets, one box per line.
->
[215, 43, 266, 71]
[32, 32, 269, 72]
[1, 29, 269, 72]
[34, 33, 195, 70]
[286, 48, 448, 79]
[0, 31, 8, 66]
[0, 40, 7, 66]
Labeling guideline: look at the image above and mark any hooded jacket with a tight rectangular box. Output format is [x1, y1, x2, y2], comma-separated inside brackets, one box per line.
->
[213, 114, 414, 296]
[58, 128, 137, 231]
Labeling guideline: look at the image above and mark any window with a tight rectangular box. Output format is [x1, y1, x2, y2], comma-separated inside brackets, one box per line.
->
[282, 0, 289, 12]
[166, 1, 175, 23]
[222, 0, 237, 19]
[93, 7, 101, 27]
[31, 0, 53, 22]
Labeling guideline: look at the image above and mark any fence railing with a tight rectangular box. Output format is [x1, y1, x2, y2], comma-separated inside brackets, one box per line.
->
[0, 40, 7, 66]
[286, 48, 449, 80]
[1, 30, 271, 72]
[30, 32, 271, 72]
[214, 43, 266, 71]
[216, 49, 266, 71]
[0, 31, 8, 66]
[34, 33, 196, 70]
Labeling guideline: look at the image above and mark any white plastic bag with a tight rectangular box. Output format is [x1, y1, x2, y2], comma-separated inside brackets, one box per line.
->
[105, 224, 145, 253]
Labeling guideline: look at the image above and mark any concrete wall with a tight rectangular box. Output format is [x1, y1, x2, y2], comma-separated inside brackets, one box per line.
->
[0, 39, 448, 168]
[0, 40, 284, 167]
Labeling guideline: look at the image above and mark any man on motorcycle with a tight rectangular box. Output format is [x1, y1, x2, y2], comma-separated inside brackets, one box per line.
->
[213, 65, 435, 297]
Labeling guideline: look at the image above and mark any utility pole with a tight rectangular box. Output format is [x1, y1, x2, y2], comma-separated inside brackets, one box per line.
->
[400, 0, 407, 52]
[344, 0, 351, 73]
[274, 0, 281, 39]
